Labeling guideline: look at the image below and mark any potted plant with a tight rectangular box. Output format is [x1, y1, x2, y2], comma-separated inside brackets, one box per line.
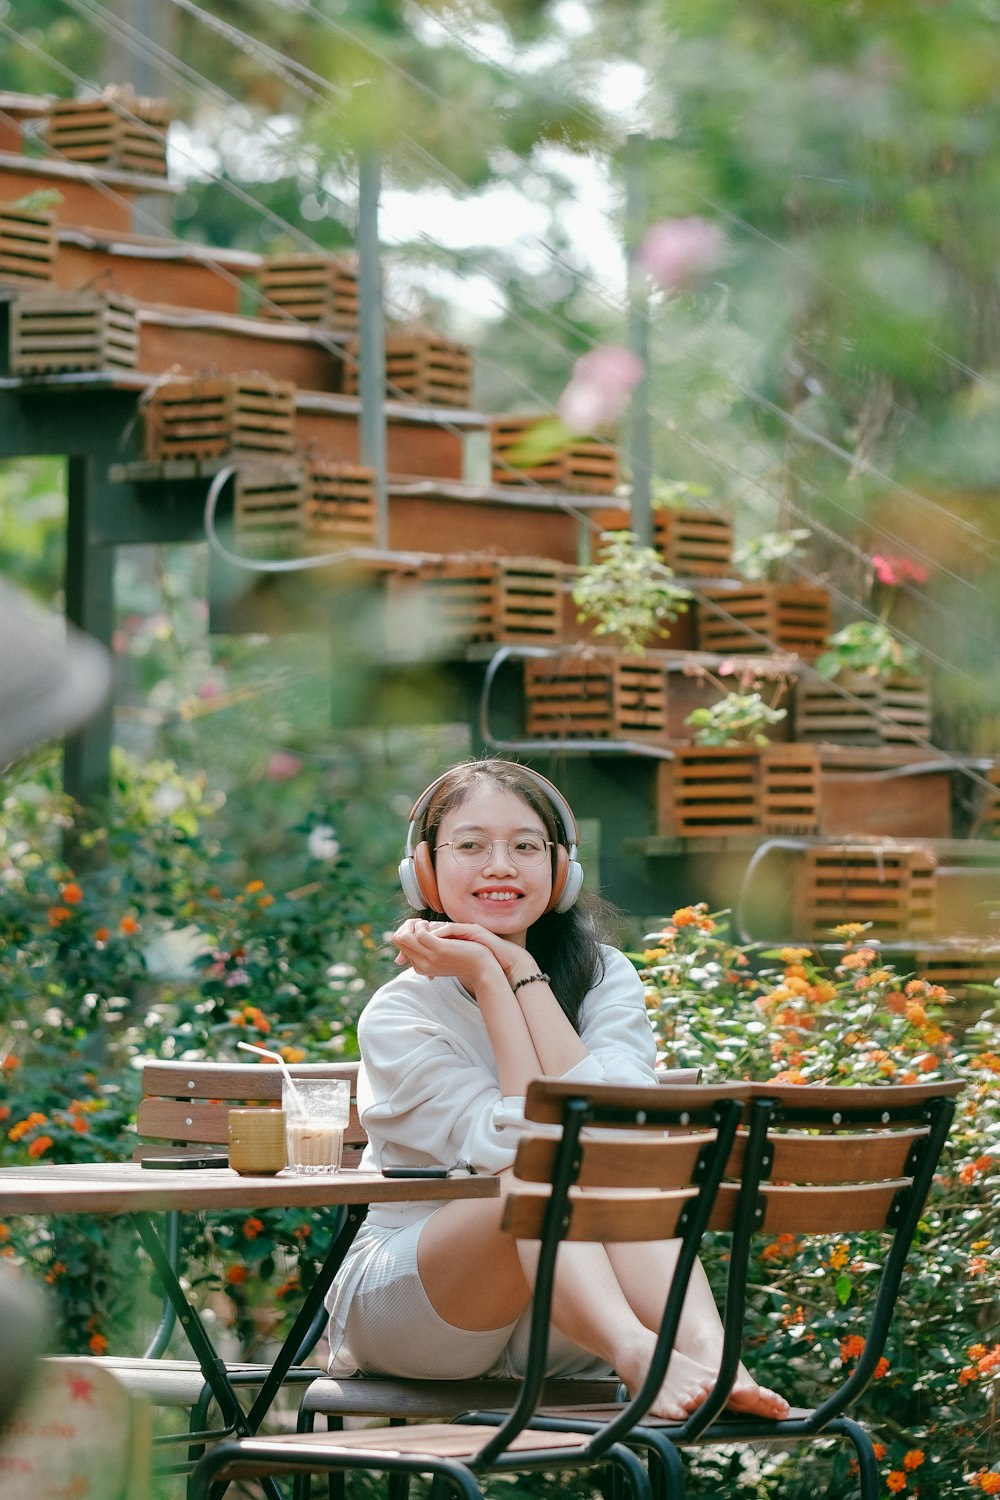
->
[571, 529, 692, 654]
[802, 616, 930, 746]
[684, 690, 787, 746]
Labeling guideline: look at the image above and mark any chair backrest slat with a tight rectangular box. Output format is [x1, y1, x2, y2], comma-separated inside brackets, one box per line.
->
[503, 1184, 697, 1243]
[135, 1060, 365, 1160]
[514, 1132, 707, 1188]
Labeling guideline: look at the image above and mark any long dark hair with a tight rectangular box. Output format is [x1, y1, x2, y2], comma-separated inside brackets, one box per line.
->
[413, 758, 607, 1030]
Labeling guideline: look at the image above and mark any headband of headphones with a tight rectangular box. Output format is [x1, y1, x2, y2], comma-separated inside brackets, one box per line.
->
[399, 763, 583, 915]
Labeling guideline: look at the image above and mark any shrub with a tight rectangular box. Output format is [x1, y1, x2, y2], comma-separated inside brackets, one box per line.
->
[637, 906, 999, 1498]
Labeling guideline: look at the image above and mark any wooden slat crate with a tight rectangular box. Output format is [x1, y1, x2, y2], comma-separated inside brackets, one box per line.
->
[793, 844, 938, 941]
[231, 459, 377, 554]
[795, 672, 932, 747]
[259, 254, 359, 331]
[143, 375, 297, 461]
[490, 418, 619, 494]
[760, 743, 821, 834]
[653, 507, 733, 577]
[656, 746, 761, 838]
[386, 556, 566, 652]
[9, 289, 138, 373]
[912, 947, 1000, 991]
[524, 651, 668, 741]
[0, 205, 56, 284]
[343, 332, 473, 407]
[309, 459, 377, 546]
[695, 583, 832, 656]
[45, 89, 171, 175]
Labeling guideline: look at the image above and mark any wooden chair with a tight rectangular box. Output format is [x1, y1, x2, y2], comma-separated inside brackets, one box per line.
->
[187, 1078, 752, 1500]
[522, 1078, 962, 1500]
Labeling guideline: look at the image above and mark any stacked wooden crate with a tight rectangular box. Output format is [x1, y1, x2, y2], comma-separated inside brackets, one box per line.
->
[143, 375, 297, 461]
[259, 254, 359, 331]
[344, 332, 473, 407]
[490, 418, 619, 493]
[231, 460, 377, 553]
[383, 555, 566, 654]
[0, 203, 57, 284]
[792, 843, 938, 941]
[9, 289, 138, 373]
[45, 89, 171, 176]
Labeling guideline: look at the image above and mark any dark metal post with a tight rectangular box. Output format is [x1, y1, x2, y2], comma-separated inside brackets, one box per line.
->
[357, 150, 389, 547]
[625, 132, 653, 547]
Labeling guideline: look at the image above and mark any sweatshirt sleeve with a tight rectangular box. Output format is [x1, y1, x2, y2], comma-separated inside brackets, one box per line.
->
[357, 976, 525, 1175]
[566, 946, 658, 1087]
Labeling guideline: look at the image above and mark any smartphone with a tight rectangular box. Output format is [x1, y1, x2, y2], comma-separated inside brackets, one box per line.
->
[381, 1166, 449, 1179]
[140, 1154, 229, 1170]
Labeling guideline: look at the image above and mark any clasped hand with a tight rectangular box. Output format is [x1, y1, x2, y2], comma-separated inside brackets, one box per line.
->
[391, 919, 523, 991]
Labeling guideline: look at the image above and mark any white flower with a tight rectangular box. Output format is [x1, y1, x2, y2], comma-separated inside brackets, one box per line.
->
[152, 782, 187, 816]
[308, 824, 340, 862]
[142, 923, 209, 979]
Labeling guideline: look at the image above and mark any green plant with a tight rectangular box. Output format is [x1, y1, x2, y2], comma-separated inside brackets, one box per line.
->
[684, 689, 787, 745]
[733, 527, 812, 581]
[815, 619, 923, 681]
[635, 906, 1000, 1499]
[572, 530, 691, 654]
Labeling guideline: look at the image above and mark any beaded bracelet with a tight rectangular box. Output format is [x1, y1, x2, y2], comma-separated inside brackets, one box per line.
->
[512, 972, 550, 993]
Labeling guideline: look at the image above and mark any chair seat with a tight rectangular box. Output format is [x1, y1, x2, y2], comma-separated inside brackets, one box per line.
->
[537, 1399, 816, 1428]
[300, 1375, 620, 1421]
[214, 1421, 597, 1470]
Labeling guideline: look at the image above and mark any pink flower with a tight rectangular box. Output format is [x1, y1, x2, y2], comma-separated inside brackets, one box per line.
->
[557, 345, 644, 433]
[636, 216, 726, 290]
[871, 554, 929, 587]
[265, 750, 303, 782]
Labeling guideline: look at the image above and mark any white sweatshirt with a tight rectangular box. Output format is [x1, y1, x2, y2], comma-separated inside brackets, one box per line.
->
[324, 945, 657, 1364]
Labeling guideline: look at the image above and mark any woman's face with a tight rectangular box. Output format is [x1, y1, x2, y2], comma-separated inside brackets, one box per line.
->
[433, 783, 553, 943]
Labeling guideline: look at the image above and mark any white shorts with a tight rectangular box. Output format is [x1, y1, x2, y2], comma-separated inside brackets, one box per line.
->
[341, 1216, 611, 1381]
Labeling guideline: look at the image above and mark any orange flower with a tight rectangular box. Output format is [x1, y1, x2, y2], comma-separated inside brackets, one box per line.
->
[119, 914, 140, 935]
[28, 1135, 53, 1158]
[242, 1006, 270, 1033]
[0, 1106, 8, 1123]
[840, 1334, 866, 1362]
[827, 1243, 849, 1271]
[902, 1450, 924, 1471]
[245, 879, 265, 895]
[71, 1116, 89, 1134]
[44, 1260, 67, 1283]
[873, 1356, 890, 1379]
[242, 1217, 264, 1240]
[1, 1055, 19, 1073]
[979, 1476, 1000, 1496]
[88, 1333, 108, 1355]
[94, 926, 110, 943]
[61, 882, 84, 904]
[257, 893, 275, 908]
[280, 1047, 306, 1064]
[886, 1473, 906, 1494]
[225, 1264, 248, 1285]
[872, 1442, 887, 1461]
[47, 905, 72, 926]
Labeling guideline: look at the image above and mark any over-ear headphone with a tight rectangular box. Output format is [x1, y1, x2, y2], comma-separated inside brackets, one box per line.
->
[398, 764, 584, 916]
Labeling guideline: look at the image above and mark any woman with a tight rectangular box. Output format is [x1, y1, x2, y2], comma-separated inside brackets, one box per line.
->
[325, 757, 787, 1421]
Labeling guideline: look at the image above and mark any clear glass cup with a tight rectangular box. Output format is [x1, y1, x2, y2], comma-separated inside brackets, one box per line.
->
[282, 1078, 351, 1173]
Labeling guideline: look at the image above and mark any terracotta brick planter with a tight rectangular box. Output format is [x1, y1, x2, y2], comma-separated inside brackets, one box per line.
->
[760, 743, 822, 834]
[523, 650, 668, 741]
[143, 375, 297, 461]
[696, 582, 832, 657]
[10, 289, 138, 373]
[0, 204, 56, 285]
[793, 843, 938, 941]
[45, 89, 171, 176]
[795, 671, 932, 747]
[653, 508, 733, 577]
[259, 254, 359, 331]
[490, 418, 619, 494]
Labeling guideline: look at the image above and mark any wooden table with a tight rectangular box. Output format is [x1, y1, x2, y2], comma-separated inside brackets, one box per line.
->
[0, 1161, 498, 1494]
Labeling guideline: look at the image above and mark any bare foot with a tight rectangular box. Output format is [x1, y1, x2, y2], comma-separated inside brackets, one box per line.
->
[726, 1368, 790, 1420]
[617, 1335, 716, 1421]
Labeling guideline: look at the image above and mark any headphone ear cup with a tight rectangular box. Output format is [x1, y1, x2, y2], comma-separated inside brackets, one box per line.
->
[398, 855, 424, 912]
[545, 845, 583, 914]
[411, 840, 443, 914]
[551, 851, 583, 914]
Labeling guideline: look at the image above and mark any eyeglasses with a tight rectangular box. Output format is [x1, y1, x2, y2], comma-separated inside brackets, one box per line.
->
[437, 835, 553, 868]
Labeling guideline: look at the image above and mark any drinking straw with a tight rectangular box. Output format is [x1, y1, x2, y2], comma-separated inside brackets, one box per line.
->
[237, 1040, 307, 1117]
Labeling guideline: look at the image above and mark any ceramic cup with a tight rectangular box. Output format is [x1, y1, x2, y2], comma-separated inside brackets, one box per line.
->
[282, 1078, 351, 1174]
[227, 1107, 287, 1176]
